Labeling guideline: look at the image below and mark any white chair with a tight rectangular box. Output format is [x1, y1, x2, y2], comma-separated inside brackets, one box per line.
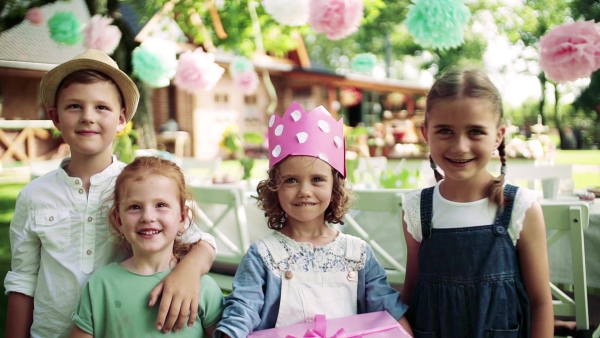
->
[190, 184, 250, 292]
[354, 156, 388, 187]
[340, 188, 411, 287]
[29, 158, 63, 180]
[543, 200, 590, 331]
[500, 163, 572, 190]
[180, 156, 222, 182]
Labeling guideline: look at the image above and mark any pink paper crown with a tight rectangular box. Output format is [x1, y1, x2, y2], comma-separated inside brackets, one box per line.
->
[268, 101, 346, 177]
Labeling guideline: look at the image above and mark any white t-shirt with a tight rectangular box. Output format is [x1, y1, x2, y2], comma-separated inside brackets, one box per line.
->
[403, 180, 541, 245]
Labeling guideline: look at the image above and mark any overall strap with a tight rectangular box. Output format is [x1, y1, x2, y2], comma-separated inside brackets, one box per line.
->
[261, 233, 290, 263]
[493, 184, 519, 236]
[420, 187, 435, 240]
[344, 234, 363, 262]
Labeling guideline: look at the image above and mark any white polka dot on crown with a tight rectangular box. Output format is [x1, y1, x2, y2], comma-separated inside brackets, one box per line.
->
[272, 144, 281, 157]
[318, 120, 330, 133]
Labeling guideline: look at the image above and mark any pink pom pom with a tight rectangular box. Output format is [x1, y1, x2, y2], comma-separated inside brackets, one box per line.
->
[84, 14, 122, 55]
[539, 20, 600, 82]
[26, 8, 44, 25]
[234, 70, 260, 95]
[174, 49, 225, 93]
[308, 0, 364, 40]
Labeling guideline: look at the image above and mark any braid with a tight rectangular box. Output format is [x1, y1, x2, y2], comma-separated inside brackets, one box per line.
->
[488, 139, 507, 207]
[429, 155, 444, 182]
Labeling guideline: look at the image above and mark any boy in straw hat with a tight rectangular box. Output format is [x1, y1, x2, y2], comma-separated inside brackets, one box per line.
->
[4, 49, 217, 338]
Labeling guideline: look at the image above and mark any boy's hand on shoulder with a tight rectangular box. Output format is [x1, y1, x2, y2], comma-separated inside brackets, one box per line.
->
[149, 261, 201, 333]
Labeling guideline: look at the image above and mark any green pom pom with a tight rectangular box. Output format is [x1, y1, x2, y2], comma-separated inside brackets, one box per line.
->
[131, 41, 177, 88]
[48, 12, 82, 45]
[229, 57, 254, 77]
[404, 0, 470, 50]
[351, 53, 377, 74]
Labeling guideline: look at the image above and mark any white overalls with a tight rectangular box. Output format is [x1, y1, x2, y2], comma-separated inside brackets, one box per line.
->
[261, 233, 364, 327]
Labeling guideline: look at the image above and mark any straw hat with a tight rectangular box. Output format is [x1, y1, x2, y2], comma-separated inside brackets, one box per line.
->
[40, 49, 139, 122]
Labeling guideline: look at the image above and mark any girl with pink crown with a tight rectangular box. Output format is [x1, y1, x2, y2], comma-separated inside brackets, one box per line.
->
[215, 102, 412, 337]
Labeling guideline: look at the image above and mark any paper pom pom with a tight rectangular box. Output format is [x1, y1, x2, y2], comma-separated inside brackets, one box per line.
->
[262, 0, 309, 26]
[132, 39, 177, 88]
[340, 87, 362, 107]
[404, 0, 470, 50]
[308, 0, 364, 40]
[351, 53, 377, 74]
[539, 21, 600, 83]
[26, 8, 44, 25]
[229, 57, 254, 77]
[234, 70, 260, 95]
[84, 15, 122, 55]
[174, 49, 225, 93]
[48, 12, 83, 45]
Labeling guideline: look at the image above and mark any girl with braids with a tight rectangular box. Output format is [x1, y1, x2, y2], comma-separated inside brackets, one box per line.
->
[400, 68, 553, 337]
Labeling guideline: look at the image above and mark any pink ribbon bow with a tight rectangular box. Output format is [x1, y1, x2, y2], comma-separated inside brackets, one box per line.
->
[285, 315, 348, 338]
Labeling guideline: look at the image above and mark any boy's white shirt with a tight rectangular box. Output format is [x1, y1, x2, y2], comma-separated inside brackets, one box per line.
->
[4, 156, 216, 338]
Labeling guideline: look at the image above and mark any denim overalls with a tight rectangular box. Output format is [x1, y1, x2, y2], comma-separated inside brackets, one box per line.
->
[407, 184, 531, 338]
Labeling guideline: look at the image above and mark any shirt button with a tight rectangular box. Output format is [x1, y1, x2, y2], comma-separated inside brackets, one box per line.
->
[88, 217, 93, 222]
[75, 179, 80, 185]
[49, 216, 54, 221]
[86, 250, 92, 255]
[79, 189, 84, 194]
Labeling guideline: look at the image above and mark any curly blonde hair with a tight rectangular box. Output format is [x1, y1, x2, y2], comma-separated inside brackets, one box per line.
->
[108, 156, 195, 262]
[255, 158, 352, 229]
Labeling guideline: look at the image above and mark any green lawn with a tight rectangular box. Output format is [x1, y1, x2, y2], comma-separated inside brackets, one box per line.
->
[0, 184, 24, 337]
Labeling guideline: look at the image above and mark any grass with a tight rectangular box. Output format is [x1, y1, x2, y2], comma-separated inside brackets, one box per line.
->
[0, 184, 25, 337]
[0, 149, 597, 336]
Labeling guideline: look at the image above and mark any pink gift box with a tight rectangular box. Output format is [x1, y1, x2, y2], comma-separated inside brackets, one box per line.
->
[247, 311, 412, 338]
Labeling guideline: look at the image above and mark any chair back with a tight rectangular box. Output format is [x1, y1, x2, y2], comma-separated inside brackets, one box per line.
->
[502, 163, 572, 190]
[355, 157, 388, 187]
[181, 157, 222, 182]
[543, 200, 590, 330]
[191, 185, 250, 264]
[340, 188, 412, 288]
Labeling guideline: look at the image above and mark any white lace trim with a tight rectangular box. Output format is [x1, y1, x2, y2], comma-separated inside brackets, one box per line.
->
[257, 232, 367, 278]
[403, 186, 541, 245]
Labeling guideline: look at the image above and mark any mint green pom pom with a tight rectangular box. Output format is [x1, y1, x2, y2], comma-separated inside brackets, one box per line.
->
[351, 53, 377, 74]
[48, 12, 82, 45]
[404, 0, 470, 50]
[131, 41, 177, 88]
[229, 57, 254, 77]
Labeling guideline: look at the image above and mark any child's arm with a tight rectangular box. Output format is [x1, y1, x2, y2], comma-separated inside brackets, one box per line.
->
[149, 240, 216, 333]
[360, 242, 412, 335]
[397, 316, 414, 336]
[6, 292, 34, 338]
[204, 324, 218, 338]
[68, 326, 93, 338]
[517, 201, 554, 337]
[215, 244, 267, 337]
[400, 213, 420, 305]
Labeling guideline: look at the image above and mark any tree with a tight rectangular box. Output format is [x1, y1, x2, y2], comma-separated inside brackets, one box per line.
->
[493, 0, 571, 131]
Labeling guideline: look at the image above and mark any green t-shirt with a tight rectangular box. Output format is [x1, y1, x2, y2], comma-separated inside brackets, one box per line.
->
[72, 262, 223, 337]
